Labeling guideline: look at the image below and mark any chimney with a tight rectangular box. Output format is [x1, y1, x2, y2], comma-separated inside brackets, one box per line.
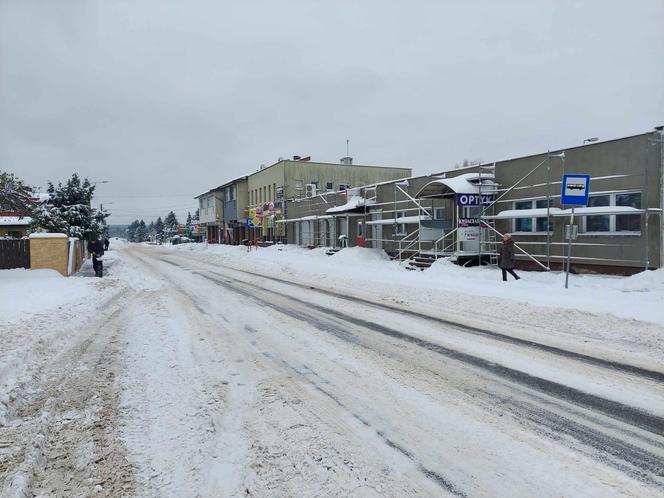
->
[340, 156, 353, 165]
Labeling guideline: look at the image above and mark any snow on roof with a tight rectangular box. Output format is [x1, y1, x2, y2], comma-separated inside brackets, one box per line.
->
[415, 173, 496, 198]
[0, 216, 32, 226]
[553, 206, 645, 217]
[367, 215, 432, 225]
[326, 195, 375, 214]
[485, 206, 645, 219]
[29, 233, 67, 238]
[485, 208, 564, 219]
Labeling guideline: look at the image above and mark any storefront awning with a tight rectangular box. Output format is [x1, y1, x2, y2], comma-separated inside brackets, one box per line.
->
[415, 173, 495, 199]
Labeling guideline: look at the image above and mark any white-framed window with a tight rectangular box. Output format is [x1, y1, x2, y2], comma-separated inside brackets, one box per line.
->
[512, 199, 552, 233]
[582, 191, 641, 234]
[434, 207, 445, 220]
[225, 188, 231, 202]
[231, 185, 236, 201]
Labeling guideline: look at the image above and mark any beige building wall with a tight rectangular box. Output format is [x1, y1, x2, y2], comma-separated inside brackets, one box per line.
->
[29, 233, 68, 276]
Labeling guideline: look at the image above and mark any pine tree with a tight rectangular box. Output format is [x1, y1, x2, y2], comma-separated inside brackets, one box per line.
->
[164, 211, 178, 237]
[147, 220, 155, 238]
[154, 216, 165, 239]
[193, 208, 199, 222]
[0, 171, 34, 212]
[30, 173, 105, 239]
[186, 211, 192, 225]
[126, 220, 140, 242]
[136, 220, 148, 242]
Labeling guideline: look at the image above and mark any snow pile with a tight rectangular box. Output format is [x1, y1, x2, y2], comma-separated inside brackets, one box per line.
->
[0, 269, 97, 324]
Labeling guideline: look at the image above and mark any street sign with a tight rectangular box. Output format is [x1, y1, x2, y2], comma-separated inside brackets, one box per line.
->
[561, 174, 590, 206]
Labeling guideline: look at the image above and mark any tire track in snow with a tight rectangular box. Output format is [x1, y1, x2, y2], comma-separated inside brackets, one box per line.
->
[191, 269, 664, 437]
[186, 269, 664, 489]
[211, 260, 664, 384]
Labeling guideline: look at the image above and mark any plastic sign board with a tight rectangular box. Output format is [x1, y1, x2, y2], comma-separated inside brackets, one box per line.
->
[456, 193, 494, 206]
[561, 174, 591, 206]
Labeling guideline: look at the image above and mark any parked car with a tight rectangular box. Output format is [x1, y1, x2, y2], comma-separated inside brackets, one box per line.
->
[171, 235, 194, 245]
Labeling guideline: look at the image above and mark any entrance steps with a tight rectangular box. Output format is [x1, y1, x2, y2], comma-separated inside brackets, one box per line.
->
[405, 253, 446, 271]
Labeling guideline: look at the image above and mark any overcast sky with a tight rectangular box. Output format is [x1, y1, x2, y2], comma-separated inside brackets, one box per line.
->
[1, 0, 662, 224]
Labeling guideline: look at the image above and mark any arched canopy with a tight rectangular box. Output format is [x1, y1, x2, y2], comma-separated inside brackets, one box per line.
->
[415, 173, 495, 199]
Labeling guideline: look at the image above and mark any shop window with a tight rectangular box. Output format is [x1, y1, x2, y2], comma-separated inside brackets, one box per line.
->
[583, 192, 641, 234]
[512, 199, 552, 233]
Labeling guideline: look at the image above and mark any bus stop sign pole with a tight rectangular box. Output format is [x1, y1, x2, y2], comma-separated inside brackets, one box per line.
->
[561, 174, 590, 289]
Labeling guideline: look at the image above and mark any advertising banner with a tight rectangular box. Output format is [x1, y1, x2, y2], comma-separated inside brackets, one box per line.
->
[458, 217, 480, 242]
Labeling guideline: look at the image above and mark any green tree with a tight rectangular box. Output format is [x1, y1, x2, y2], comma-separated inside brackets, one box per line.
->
[31, 173, 106, 239]
[164, 211, 178, 236]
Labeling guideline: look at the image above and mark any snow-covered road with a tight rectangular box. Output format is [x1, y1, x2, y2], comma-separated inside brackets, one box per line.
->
[1, 243, 663, 497]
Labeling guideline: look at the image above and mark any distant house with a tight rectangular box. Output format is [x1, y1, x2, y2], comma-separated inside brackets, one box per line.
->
[0, 212, 31, 238]
[220, 176, 248, 245]
[194, 186, 224, 243]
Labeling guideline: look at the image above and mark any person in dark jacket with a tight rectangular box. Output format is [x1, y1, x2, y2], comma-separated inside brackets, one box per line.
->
[498, 233, 520, 281]
[87, 238, 104, 277]
[103, 237, 110, 250]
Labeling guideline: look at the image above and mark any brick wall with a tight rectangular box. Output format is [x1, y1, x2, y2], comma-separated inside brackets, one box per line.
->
[29, 234, 68, 276]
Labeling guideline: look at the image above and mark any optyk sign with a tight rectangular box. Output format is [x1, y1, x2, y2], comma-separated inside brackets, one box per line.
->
[456, 193, 494, 206]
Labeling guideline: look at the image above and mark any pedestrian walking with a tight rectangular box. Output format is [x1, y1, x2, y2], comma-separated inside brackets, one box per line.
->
[499, 233, 520, 281]
[87, 237, 105, 278]
[104, 237, 110, 250]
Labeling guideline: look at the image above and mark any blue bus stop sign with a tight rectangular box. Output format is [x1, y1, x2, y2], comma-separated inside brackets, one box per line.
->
[561, 174, 591, 206]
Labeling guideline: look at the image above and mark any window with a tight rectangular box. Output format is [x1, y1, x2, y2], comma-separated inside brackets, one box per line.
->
[434, 207, 446, 220]
[268, 185, 272, 203]
[231, 185, 236, 201]
[225, 188, 231, 202]
[339, 184, 349, 191]
[583, 192, 641, 234]
[512, 199, 552, 233]
[326, 182, 334, 191]
[514, 201, 532, 232]
[358, 221, 364, 237]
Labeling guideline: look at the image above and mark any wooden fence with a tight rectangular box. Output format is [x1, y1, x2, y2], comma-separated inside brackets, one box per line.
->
[0, 239, 30, 270]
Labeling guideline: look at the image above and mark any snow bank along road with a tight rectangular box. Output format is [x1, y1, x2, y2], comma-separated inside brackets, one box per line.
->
[2, 244, 663, 497]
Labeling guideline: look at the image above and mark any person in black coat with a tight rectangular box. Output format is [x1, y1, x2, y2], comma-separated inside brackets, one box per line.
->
[87, 238, 105, 277]
[103, 237, 110, 250]
[498, 233, 520, 281]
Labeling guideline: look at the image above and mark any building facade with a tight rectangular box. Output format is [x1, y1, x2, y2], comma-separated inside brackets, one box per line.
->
[282, 129, 664, 274]
[195, 187, 224, 243]
[220, 176, 249, 244]
[246, 157, 412, 242]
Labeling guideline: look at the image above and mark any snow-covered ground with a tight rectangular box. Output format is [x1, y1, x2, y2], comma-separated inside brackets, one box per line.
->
[167, 242, 664, 325]
[1, 242, 662, 497]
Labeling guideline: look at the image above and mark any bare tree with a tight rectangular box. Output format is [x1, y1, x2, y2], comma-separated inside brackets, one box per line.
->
[0, 171, 34, 213]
